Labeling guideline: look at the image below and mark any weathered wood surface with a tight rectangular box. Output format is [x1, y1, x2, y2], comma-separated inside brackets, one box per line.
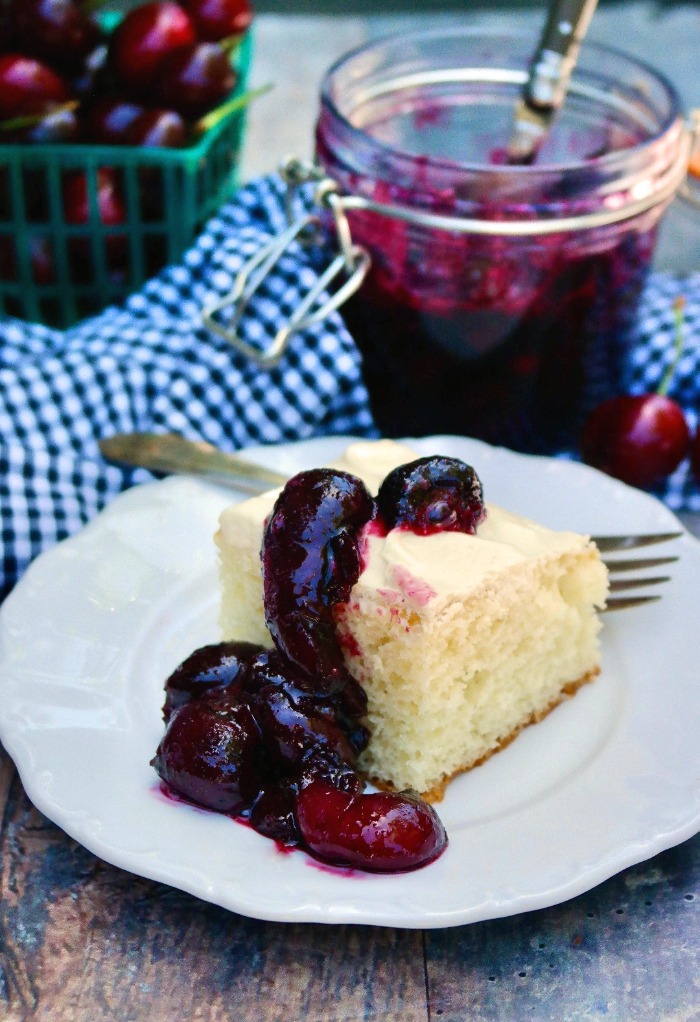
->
[1, 741, 697, 1022]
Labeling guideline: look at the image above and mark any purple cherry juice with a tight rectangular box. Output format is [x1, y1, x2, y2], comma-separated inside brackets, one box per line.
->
[315, 30, 687, 452]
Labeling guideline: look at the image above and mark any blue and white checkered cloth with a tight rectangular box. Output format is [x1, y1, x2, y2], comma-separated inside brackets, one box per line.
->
[0, 174, 698, 601]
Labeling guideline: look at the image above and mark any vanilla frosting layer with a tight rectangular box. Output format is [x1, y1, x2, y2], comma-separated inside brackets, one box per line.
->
[217, 439, 596, 614]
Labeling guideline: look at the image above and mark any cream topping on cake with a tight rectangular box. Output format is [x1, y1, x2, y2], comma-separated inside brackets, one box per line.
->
[217, 438, 597, 615]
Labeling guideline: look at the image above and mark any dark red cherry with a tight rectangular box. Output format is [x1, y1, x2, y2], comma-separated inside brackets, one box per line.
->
[183, 0, 252, 41]
[296, 782, 448, 873]
[152, 700, 262, 813]
[376, 456, 486, 535]
[156, 41, 235, 120]
[130, 108, 187, 148]
[0, 54, 70, 119]
[3, 103, 79, 143]
[82, 98, 188, 148]
[63, 168, 126, 234]
[163, 640, 265, 720]
[82, 98, 144, 145]
[262, 469, 375, 683]
[62, 168, 128, 276]
[109, 1, 196, 94]
[580, 394, 690, 488]
[9, 0, 101, 71]
[248, 779, 300, 844]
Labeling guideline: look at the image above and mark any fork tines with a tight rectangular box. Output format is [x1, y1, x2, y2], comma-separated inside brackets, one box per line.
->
[592, 531, 682, 611]
[591, 531, 682, 552]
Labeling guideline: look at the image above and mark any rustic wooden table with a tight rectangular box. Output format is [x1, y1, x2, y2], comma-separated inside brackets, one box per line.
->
[1, 7, 699, 1020]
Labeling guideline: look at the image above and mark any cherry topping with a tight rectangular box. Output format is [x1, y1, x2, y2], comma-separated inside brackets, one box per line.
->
[163, 639, 265, 720]
[376, 456, 486, 534]
[152, 699, 262, 814]
[254, 688, 357, 772]
[296, 782, 448, 873]
[262, 469, 375, 683]
[248, 779, 301, 844]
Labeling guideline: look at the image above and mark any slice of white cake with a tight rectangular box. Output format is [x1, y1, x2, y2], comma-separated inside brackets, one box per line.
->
[215, 440, 609, 800]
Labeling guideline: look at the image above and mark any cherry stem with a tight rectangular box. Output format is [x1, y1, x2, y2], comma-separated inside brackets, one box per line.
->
[0, 101, 79, 132]
[657, 296, 686, 397]
[219, 32, 245, 56]
[196, 84, 273, 135]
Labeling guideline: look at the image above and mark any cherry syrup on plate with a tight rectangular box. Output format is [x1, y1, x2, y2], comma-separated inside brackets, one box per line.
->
[151, 456, 486, 872]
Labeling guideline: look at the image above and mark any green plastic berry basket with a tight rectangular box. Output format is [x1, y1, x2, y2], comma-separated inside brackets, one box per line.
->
[0, 27, 252, 329]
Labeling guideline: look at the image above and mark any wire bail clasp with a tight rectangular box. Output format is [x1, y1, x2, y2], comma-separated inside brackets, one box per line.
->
[201, 160, 370, 369]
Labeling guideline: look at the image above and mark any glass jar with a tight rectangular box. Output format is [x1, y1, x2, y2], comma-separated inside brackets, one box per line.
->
[313, 29, 690, 453]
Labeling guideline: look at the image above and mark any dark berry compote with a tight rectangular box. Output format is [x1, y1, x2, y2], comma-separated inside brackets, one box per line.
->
[314, 31, 684, 453]
[152, 458, 488, 874]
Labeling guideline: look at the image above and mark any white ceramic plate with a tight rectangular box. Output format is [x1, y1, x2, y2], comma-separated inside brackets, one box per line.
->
[0, 434, 698, 929]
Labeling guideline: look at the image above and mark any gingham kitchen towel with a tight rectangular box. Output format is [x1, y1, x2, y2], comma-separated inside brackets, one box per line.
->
[0, 174, 698, 601]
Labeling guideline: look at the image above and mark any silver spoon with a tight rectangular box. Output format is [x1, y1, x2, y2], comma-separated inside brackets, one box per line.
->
[507, 0, 600, 164]
[99, 432, 287, 493]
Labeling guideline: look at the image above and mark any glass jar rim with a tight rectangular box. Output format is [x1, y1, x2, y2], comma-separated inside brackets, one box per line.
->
[318, 25, 685, 180]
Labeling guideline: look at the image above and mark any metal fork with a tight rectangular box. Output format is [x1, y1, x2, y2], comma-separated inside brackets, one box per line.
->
[591, 532, 682, 610]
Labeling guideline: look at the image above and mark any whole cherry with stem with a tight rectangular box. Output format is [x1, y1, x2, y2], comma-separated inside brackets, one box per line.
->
[580, 297, 690, 488]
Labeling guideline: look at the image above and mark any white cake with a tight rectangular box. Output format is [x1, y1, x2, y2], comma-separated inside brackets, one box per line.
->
[215, 440, 609, 800]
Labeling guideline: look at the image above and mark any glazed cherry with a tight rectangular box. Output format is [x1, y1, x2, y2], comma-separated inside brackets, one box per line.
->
[255, 688, 357, 771]
[163, 639, 265, 720]
[0, 54, 70, 119]
[9, 0, 101, 71]
[156, 41, 236, 120]
[152, 699, 262, 813]
[109, 1, 196, 94]
[183, 0, 253, 41]
[296, 782, 448, 873]
[580, 394, 690, 488]
[242, 648, 368, 745]
[248, 779, 301, 843]
[262, 469, 375, 683]
[376, 456, 486, 534]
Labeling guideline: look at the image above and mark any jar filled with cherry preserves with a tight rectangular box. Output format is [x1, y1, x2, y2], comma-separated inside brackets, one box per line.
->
[313, 29, 691, 453]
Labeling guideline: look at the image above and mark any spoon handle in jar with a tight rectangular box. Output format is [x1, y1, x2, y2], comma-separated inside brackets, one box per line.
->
[507, 0, 599, 163]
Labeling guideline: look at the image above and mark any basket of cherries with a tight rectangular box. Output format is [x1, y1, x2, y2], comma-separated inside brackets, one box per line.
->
[0, 0, 259, 327]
